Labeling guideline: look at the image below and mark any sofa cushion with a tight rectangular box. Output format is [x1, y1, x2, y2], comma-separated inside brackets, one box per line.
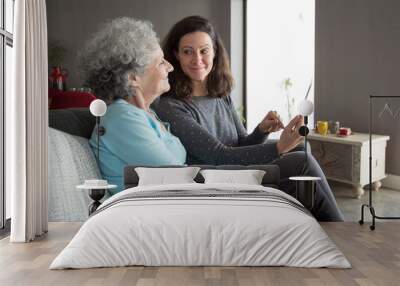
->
[48, 127, 101, 221]
[49, 108, 95, 139]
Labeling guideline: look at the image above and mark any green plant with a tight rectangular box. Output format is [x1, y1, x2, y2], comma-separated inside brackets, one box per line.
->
[236, 105, 246, 124]
[48, 40, 67, 67]
[283, 77, 295, 119]
[283, 78, 293, 90]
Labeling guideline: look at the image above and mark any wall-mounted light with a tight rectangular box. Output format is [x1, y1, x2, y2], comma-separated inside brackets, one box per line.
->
[90, 99, 107, 165]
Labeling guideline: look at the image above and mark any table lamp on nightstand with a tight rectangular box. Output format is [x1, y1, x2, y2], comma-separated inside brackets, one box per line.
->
[77, 99, 116, 215]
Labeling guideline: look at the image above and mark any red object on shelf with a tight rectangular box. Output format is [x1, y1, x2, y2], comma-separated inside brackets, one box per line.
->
[338, 127, 352, 136]
[49, 67, 68, 91]
[49, 89, 97, 109]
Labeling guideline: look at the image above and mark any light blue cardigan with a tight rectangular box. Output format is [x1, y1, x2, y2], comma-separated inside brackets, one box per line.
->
[89, 99, 186, 194]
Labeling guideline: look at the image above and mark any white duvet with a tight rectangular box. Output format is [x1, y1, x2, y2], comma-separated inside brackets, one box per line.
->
[50, 183, 351, 269]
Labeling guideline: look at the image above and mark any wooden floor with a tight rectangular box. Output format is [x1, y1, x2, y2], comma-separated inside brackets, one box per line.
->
[1, 222, 400, 286]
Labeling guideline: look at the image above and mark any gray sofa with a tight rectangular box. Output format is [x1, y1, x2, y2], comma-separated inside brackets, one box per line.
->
[48, 109, 99, 221]
[49, 108, 281, 222]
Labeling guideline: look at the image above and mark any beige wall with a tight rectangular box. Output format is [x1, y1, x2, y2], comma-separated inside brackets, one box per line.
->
[46, 0, 231, 88]
[315, 0, 400, 175]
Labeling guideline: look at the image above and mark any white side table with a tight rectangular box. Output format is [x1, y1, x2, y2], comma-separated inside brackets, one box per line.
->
[307, 131, 390, 198]
[77, 183, 116, 215]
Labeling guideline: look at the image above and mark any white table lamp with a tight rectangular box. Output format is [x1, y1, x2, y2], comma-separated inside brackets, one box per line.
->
[90, 98, 107, 117]
[79, 99, 109, 215]
[297, 82, 314, 162]
[289, 82, 320, 211]
[90, 99, 107, 165]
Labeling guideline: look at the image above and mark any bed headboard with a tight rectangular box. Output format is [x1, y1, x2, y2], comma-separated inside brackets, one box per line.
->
[124, 165, 280, 189]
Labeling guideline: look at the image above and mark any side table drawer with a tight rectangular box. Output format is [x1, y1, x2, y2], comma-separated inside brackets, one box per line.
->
[309, 140, 359, 183]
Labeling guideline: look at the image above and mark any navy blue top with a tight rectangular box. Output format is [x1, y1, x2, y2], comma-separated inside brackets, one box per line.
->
[153, 95, 279, 165]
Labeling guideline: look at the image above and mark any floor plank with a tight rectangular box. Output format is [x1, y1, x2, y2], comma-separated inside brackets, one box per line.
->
[333, 183, 400, 222]
[1, 222, 400, 286]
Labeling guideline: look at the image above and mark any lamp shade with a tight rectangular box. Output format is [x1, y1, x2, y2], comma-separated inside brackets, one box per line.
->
[298, 99, 314, 116]
[89, 99, 107, 117]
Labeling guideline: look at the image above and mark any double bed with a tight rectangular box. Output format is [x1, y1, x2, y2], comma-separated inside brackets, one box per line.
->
[50, 166, 350, 269]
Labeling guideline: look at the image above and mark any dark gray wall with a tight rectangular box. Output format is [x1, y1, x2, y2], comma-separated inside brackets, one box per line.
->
[316, 0, 400, 175]
[46, 0, 231, 88]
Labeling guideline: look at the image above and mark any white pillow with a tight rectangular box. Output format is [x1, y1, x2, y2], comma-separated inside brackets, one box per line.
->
[135, 167, 201, 186]
[200, 169, 266, 185]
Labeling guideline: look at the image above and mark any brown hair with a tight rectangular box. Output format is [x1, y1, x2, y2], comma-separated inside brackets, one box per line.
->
[162, 15, 233, 98]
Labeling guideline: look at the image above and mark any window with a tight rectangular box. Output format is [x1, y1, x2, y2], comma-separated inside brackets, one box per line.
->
[246, 0, 315, 137]
[1, 0, 14, 231]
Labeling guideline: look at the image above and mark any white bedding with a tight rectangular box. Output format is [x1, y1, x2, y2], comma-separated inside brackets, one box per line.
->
[50, 183, 351, 269]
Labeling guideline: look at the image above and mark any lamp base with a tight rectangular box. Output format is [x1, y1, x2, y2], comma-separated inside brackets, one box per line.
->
[88, 189, 106, 215]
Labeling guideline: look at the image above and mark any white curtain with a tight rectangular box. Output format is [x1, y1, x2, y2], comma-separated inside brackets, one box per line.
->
[8, 0, 48, 242]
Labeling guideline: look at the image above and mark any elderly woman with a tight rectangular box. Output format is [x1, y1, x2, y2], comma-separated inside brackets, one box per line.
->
[79, 17, 186, 194]
[153, 16, 344, 221]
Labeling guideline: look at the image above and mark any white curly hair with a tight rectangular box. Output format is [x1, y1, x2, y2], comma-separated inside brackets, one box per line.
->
[78, 17, 159, 102]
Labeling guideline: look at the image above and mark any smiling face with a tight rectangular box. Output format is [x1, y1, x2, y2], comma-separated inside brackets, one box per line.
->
[175, 31, 215, 84]
[133, 47, 173, 104]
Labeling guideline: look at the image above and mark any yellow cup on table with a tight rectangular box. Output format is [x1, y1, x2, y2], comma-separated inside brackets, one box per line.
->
[317, 121, 328, 135]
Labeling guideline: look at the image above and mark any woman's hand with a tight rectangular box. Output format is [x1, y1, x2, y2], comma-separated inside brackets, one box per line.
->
[276, 115, 304, 155]
[258, 111, 285, 133]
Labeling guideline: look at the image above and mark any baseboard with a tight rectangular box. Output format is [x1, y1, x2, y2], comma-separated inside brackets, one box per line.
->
[382, 174, 400, 191]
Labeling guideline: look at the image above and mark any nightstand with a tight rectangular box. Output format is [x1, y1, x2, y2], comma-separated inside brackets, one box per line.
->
[307, 131, 389, 198]
[77, 182, 116, 215]
[289, 176, 321, 210]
